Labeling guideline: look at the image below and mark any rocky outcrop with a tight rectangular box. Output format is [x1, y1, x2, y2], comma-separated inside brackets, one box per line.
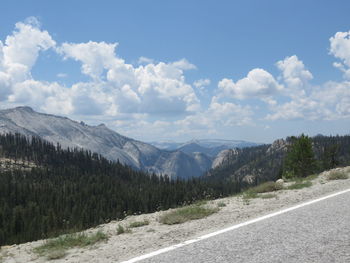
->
[211, 149, 239, 169]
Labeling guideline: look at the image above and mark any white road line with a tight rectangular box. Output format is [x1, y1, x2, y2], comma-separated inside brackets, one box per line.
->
[121, 188, 350, 263]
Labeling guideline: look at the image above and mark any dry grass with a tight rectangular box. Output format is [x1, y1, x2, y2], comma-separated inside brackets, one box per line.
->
[243, 181, 283, 200]
[129, 220, 150, 228]
[327, 171, 349, 180]
[159, 205, 219, 225]
[249, 181, 284, 193]
[260, 193, 277, 199]
[217, 201, 226, 207]
[287, 181, 312, 190]
[117, 225, 132, 235]
[34, 231, 108, 260]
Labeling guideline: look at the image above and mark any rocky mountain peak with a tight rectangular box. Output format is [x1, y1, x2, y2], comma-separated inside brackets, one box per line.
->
[0, 107, 212, 178]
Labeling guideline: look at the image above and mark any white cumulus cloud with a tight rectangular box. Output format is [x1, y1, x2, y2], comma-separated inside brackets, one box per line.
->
[276, 55, 313, 94]
[218, 68, 283, 100]
[330, 31, 350, 79]
[59, 41, 117, 80]
[0, 17, 57, 105]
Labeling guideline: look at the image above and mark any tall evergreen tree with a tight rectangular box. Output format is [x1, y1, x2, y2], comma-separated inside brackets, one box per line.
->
[283, 134, 317, 178]
[322, 144, 339, 170]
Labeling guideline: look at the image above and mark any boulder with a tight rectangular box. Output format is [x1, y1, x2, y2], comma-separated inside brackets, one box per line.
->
[276, 178, 284, 185]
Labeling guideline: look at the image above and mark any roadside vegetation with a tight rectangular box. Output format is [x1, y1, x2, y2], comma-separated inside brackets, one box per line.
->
[159, 205, 219, 225]
[217, 201, 226, 207]
[116, 225, 131, 235]
[287, 181, 312, 190]
[129, 220, 150, 228]
[327, 170, 349, 180]
[34, 231, 108, 260]
[242, 181, 283, 200]
[260, 193, 277, 199]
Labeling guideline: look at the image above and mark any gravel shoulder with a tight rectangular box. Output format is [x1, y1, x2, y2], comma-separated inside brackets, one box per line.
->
[2, 167, 350, 263]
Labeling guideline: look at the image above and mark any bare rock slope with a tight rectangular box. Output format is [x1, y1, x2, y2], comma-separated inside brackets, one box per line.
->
[0, 107, 207, 178]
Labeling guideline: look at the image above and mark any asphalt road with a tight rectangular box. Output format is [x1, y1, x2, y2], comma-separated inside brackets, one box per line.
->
[139, 190, 350, 263]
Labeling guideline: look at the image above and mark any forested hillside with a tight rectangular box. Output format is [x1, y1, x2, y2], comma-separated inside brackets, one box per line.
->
[1, 133, 349, 246]
[208, 135, 350, 184]
[0, 134, 237, 246]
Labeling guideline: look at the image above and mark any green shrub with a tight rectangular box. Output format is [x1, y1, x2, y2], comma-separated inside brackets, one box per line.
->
[282, 171, 295, 180]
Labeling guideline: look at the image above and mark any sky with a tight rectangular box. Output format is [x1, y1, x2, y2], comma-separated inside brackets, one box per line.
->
[0, 0, 350, 143]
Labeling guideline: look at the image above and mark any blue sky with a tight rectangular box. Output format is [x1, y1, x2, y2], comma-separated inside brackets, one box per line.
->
[1, 0, 350, 143]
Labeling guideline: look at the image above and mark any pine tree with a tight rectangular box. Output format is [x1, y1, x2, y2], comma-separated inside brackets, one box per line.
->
[283, 134, 316, 178]
[322, 144, 339, 170]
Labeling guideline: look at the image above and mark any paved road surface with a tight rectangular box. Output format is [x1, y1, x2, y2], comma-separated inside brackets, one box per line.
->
[138, 190, 350, 263]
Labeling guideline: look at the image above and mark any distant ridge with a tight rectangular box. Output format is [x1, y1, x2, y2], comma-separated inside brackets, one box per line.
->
[0, 106, 215, 178]
[150, 139, 260, 157]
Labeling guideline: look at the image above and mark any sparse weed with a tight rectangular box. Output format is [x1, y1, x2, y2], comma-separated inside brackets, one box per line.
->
[193, 200, 208, 206]
[304, 173, 319, 181]
[242, 181, 283, 200]
[327, 171, 349, 180]
[250, 181, 283, 193]
[159, 205, 219, 225]
[117, 225, 131, 235]
[287, 181, 312, 190]
[34, 231, 108, 260]
[47, 249, 66, 260]
[129, 220, 150, 228]
[242, 190, 258, 199]
[217, 202, 226, 207]
[260, 193, 277, 199]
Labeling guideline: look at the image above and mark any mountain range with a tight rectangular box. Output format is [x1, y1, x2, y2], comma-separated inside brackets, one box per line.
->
[0, 106, 258, 178]
[150, 139, 259, 157]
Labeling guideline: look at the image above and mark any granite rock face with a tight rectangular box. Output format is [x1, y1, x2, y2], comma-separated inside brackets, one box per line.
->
[0, 107, 210, 178]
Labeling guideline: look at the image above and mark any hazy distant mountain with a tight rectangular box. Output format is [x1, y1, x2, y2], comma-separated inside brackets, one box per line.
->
[150, 139, 260, 157]
[0, 106, 210, 178]
[149, 141, 183, 150]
